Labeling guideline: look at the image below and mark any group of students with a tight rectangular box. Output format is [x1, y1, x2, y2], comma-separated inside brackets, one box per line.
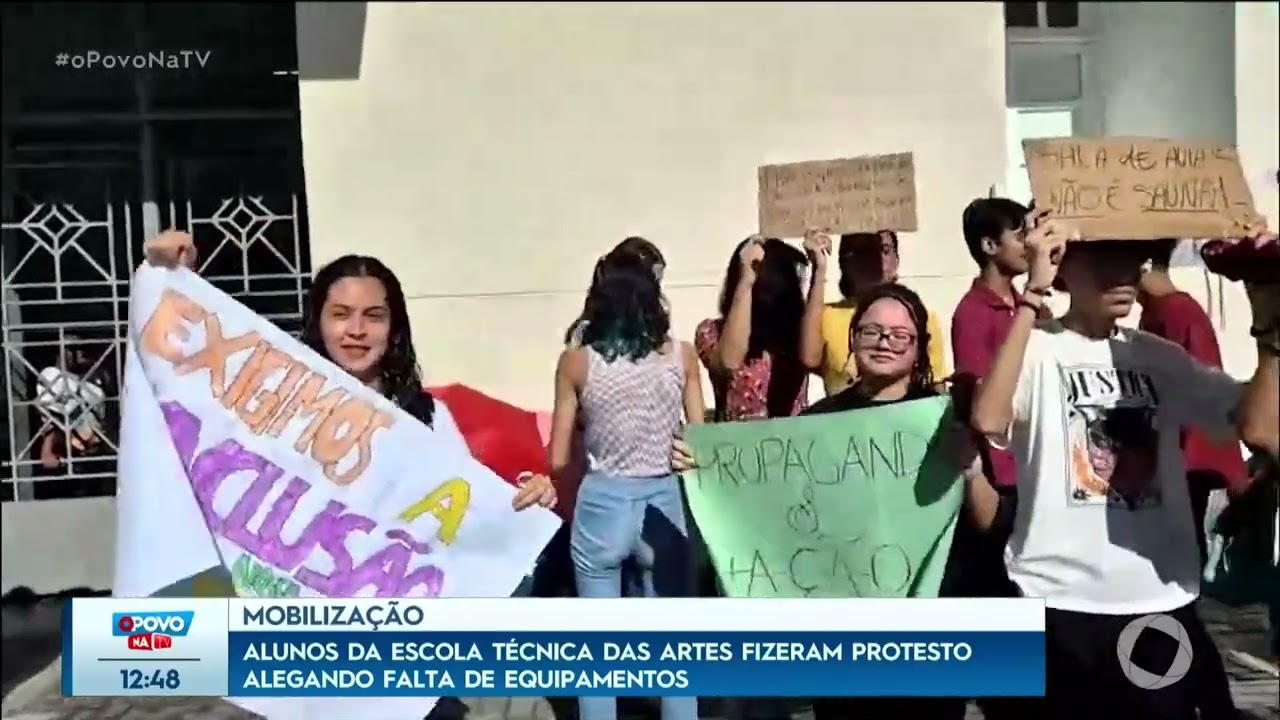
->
[546, 198, 1279, 720]
[143, 192, 1280, 720]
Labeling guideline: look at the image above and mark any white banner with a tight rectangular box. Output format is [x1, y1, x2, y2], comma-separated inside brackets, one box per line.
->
[114, 265, 560, 719]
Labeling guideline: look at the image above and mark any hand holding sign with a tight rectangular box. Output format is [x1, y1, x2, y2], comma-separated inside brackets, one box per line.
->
[671, 434, 696, 473]
[1202, 222, 1280, 340]
[802, 229, 833, 271]
[1201, 222, 1280, 283]
[680, 397, 963, 599]
[1023, 211, 1076, 291]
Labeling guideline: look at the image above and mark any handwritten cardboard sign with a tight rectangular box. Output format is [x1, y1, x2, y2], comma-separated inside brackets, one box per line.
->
[758, 152, 918, 238]
[115, 266, 560, 720]
[1023, 137, 1258, 240]
[681, 397, 962, 599]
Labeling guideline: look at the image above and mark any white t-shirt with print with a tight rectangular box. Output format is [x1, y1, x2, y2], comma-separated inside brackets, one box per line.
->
[1001, 320, 1241, 615]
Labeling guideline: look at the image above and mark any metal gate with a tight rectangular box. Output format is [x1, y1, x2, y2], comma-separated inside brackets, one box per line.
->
[1, 194, 308, 503]
[1, 1, 308, 592]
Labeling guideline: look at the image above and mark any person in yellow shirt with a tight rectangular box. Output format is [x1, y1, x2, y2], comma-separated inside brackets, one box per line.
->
[803, 230, 949, 395]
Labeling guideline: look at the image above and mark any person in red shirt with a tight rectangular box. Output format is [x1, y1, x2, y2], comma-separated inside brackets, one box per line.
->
[946, 198, 1038, 720]
[952, 199, 1044, 489]
[1138, 238, 1249, 564]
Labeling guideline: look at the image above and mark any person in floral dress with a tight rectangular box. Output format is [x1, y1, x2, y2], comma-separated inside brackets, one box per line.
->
[690, 231, 830, 720]
[694, 232, 829, 421]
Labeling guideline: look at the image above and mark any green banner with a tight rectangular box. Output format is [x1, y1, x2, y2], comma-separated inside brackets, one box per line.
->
[682, 396, 963, 599]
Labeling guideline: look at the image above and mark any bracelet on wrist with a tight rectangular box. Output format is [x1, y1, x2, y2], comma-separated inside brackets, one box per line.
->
[1024, 285, 1050, 297]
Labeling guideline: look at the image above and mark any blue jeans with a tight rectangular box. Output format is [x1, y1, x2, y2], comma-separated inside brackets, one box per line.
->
[571, 471, 697, 720]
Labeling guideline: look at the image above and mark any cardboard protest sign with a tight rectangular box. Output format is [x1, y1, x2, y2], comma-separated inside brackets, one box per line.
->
[114, 266, 560, 720]
[1022, 137, 1258, 240]
[681, 397, 962, 599]
[758, 152, 918, 238]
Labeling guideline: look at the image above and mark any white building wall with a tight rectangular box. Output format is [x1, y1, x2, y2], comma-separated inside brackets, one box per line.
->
[1089, 2, 1237, 144]
[297, 1, 1010, 409]
[9, 3, 1275, 595]
[1008, 2, 1277, 376]
[1221, 1, 1280, 377]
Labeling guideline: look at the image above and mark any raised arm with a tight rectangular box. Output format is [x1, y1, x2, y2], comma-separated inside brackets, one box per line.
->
[713, 238, 765, 373]
[1198, 229, 1280, 460]
[971, 216, 1071, 436]
[143, 229, 198, 270]
[1240, 282, 1280, 459]
[800, 230, 832, 370]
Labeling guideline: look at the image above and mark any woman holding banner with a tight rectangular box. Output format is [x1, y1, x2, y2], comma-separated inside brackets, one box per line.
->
[674, 282, 1008, 720]
[143, 230, 557, 513]
[144, 231, 558, 720]
[799, 283, 1009, 720]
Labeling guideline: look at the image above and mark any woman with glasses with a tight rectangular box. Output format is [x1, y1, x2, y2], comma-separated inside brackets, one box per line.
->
[798, 283, 1011, 720]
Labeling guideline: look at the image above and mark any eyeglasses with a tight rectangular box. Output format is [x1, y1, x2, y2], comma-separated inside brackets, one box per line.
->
[852, 325, 916, 353]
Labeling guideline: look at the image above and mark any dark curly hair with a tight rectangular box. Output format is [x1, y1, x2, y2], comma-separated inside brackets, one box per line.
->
[716, 236, 808, 417]
[578, 260, 670, 362]
[564, 236, 666, 344]
[718, 237, 807, 360]
[848, 282, 935, 391]
[301, 255, 432, 426]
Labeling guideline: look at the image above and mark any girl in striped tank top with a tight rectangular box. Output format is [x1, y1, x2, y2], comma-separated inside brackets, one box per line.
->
[549, 257, 704, 720]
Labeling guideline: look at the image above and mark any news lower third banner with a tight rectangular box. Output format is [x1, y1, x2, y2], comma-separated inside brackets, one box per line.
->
[64, 598, 1046, 698]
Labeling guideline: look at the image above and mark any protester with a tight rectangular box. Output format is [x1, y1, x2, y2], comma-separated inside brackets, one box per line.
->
[547, 259, 704, 720]
[970, 213, 1280, 720]
[945, 197, 1045, 719]
[952, 198, 1041, 486]
[556, 239, 667, 599]
[809, 230, 949, 395]
[566, 236, 666, 348]
[143, 230, 558, 720]
[35, 336, 110, 471]
[696, 234, 819, 422]
[784, 283, 1002, 720]
[691, 232, 827, 720]
[1138, 238, 1250, 563]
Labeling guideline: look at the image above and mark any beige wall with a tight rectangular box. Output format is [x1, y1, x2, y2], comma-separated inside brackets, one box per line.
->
[298, 2, 1008, 409]
[1236, 3, 1279, 228]
[1176, 2, 1279, 378]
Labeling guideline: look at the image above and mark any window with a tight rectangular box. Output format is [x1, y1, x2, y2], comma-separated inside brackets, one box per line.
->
[1045, 2, 1079, 28]
[1004, 2, 1039, 28]
[1004, 2, 1081, 30]
[1004, 108, 1074, 204]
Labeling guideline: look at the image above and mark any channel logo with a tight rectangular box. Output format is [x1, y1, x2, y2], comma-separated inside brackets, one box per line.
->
[112, 611, 193, 651]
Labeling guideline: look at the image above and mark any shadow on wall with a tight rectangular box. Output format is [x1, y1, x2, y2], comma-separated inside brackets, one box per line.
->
[296, 1, 367, 81]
